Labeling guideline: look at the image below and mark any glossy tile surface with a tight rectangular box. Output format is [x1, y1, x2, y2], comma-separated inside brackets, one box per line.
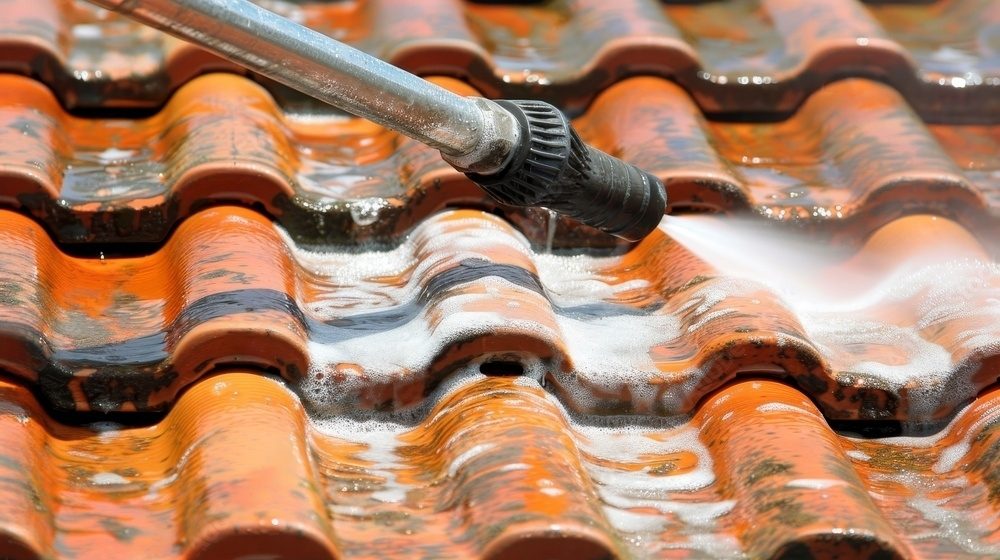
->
[0, 73, 996, 245]
[0, 0, 996, 119]
[2, 373, 1000, 559]
[1, 1, 999, 558]
[0, 205, 994, 424]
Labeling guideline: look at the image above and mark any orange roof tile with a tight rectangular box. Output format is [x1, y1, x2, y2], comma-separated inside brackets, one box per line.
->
[0, 74, 996, 244]
[0, 0, 998, 558]
[1, 0, 996, 119]
[2, 374, 1000, 559]
[0, 205, 995, 424]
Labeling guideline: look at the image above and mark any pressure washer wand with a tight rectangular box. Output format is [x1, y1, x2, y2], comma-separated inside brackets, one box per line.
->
[87, 0, 667, 241]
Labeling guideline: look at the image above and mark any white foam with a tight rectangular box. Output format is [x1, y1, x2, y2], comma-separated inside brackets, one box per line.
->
[803, 316, 955, 410]
[933, 441, 971, 473]
[91, 472, 130, 486]
[687, 309, 738, 333]
[577, 423, 728, 532]
[97, 148, 136, 165]
[785, 478, 847, 490]
[589, 461, 716, 498]
[601, 506, 665, 533]
[845, 449, 871, 461]
[553, 311, 681, 412]
[293, 216, 685, 415]
[72, 24, 103, 40]
[278, 215, 570, 414]
[279, 212, 529, 305]
[89, 421, 122, 443]
[313, 415, 409, 504]
[302, 286, 561, 412]
[909, 496, 1000, 556]
[931, 401, 1000, 473]
[534, 253, 649, 307]
[794, 259, 999, 420]
[573, 422, 702, 465]
[566, 278, 755, 412]
[662, 533, 744, 560]
[600, 493, 735, 526]
[663, 214, 1000, 421]
[281, 212, 690, 416]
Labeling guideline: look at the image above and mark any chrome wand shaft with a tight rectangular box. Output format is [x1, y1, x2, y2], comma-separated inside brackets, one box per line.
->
[86, 0, 666, 240]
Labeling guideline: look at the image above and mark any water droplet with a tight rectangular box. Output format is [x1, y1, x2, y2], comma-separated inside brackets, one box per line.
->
[349, 197, 387, 227]
[545, 209, 557, 253]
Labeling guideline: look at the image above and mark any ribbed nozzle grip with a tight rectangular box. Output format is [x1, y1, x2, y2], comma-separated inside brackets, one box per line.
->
[465, 100, 666, 241]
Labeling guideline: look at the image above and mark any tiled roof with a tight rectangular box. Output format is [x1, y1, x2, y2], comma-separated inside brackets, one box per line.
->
[0, 1, 998, 559]
[4, 374, 1000, 559]
[1, 206, 997, 424]
[2, 0, 997, 119]
[0, 74, 996, 244]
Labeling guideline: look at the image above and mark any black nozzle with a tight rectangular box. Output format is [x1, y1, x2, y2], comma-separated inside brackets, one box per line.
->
[465, 100, 666, 242]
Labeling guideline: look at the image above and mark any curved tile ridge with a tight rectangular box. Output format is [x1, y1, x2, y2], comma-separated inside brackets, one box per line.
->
[0, 371, 339, 560]
[0, 204, 995, 421]
[577, 76, 996, 241]
[0, 72, 484, 246]
[843, 383, 1000, 559]
[10, 372, 1000, 559]
[0, 73, 996, 247]
[317, 373, 912, 559]
[0, 0, 996, 120]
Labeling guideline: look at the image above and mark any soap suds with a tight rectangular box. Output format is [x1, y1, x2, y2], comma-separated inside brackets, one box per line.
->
[931, 401, 1000, 473]
[91, 472, 130, 486]
[785, 478, 847, 490]
[602, 506, 665, 533]
[845, 449, 871, 461]
[280, 211, 997, 424]
[909, 496, 1000, 556]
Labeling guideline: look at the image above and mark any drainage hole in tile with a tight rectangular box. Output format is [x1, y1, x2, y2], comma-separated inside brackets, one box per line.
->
[479, 360, 526, 376]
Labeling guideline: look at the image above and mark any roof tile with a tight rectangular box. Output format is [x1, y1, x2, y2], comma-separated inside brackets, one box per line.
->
[1, 0, 996, 118]
[0, 74, 995, 245]
[0, 205, 994, 423]
[3, 373, 1000, 559]
[1, 1, 998, 558]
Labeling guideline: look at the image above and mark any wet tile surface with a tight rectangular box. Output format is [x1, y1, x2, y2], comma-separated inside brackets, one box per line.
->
[0, 205, 995, 424]
[1, 0, 997, 120]
[2, 373, 1000, 559]
[0, 73, 996, 245]
[1, 0, 999, 559]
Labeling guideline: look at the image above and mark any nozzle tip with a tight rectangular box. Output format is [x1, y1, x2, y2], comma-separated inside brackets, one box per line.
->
[463, 99, 666, 242]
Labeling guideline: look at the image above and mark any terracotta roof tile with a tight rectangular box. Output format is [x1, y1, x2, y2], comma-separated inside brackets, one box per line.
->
[1, 1, 999, 558]
[1, 0, 996, 119]
[0, 73, 996, 245]
[0, 205, 994, 423]
[3, 373, 1000, 559]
